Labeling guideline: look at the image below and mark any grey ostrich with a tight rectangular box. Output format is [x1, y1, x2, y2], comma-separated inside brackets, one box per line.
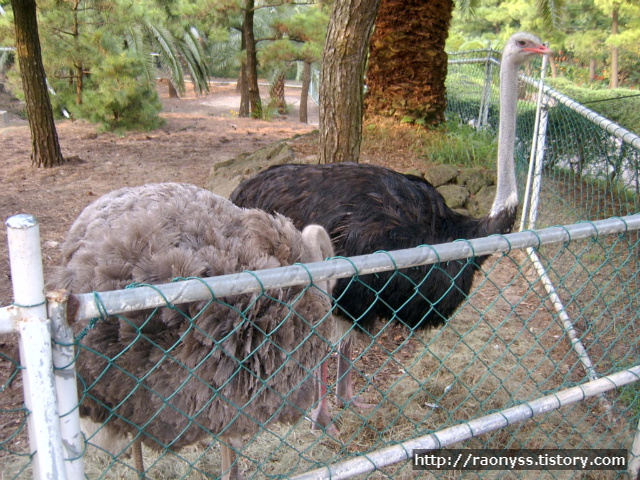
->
[230, 32, 551, 407]
[49, 183, 336, 480]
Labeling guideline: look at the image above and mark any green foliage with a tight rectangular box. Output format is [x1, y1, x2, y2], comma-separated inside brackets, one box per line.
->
[79, 53, 164, 132]
[450, 0, 640, 89]
[547, 77, 640, 133]
[1, 0, 209, 132]
[424, 121, 498, 168]
[619, 382, 640, 417]
[257, 4, 328, 79]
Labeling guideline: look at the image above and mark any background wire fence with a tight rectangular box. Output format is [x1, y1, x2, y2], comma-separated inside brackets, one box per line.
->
[1, 49, 639, 479]
[446, 48, 639, 223]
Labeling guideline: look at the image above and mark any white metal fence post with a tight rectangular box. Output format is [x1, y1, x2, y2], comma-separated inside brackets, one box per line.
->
[520, 53, 549, 232]
[477, 49, 494, 129]
[517, 54, 601, 385]
[6, 214, 67, 480]
[48, 290, 85, 479]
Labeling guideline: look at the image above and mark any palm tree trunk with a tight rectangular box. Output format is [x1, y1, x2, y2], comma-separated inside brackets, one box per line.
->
[365, 0, 453, 125]
[269, 71, 286, 114]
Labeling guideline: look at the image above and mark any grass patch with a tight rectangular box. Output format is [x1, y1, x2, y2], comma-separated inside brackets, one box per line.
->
[362, 116, 498, 170]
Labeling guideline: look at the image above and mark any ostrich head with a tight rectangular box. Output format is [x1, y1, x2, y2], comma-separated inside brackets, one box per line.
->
[490, 32, 551, 220]
[503, 32, 552, 64]
[301, 224, 336, 294]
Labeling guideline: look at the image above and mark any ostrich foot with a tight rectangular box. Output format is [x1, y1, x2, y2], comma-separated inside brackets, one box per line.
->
[310, 402, 339, 437]
[311, 359, 339, 436]
[336, 339, 375, 410]
[221, 436, 244, 480]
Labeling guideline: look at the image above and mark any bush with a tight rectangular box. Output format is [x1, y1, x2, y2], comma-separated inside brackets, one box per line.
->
[77, 53, 164, 132]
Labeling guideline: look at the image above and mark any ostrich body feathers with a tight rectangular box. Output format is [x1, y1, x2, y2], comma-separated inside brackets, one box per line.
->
[50, 183, 334, 452]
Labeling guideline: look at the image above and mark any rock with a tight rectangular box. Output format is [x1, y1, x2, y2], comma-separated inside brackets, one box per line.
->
[475, 185, 497, 216]
[404, 168, 423, 178]
[424, 164, 458, 187]
[457, 168, 490, 195]
[483, 169, 497, 185]
[453, 208, 471, 216]
[464, 198, 481, 217]
[206, 141, 306, 198]
[437, 184, 469, 209]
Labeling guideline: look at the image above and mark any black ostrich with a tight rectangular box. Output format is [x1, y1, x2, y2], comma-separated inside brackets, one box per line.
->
[230, 32, 551, 407]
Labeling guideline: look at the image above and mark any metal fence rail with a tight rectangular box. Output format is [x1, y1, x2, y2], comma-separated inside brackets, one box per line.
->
[64, 215, 640, 322]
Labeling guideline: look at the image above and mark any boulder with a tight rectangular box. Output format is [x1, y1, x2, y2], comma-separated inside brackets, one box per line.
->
[437, 184, 469, 209]
[424, 164, 458, 187]
[206, 141, 305, 198]
[457, 168, 491, 195]
[475, 185, 497, 216]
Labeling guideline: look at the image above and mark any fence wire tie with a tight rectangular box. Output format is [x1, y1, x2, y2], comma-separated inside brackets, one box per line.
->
[332, 255, 362, 277]
[242, 269, 266, 294]
[10, 299, 46, 309]
[488, 233, 513, 254]
[171, 276, 216, 299]
[554, 224, 573, 249]
[172, 276, 219, 323]
[75, 292, 110, 341]
[453, 238, 477, 259]
[416, 244, 442, 265]
[127, 281, 178, 309]
[375, 249, 399, 275]
[524, 228, 543, 250]
[293, 262, 315, 289]
[576, 220, 600, 240]
[610, 216, 630, 238]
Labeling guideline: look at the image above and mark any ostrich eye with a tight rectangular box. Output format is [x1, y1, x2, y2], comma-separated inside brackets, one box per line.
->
[516, 40, 527, 47]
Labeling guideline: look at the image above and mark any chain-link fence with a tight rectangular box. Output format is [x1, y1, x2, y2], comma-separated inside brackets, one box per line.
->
[1, 49, 640, 479]
[2, 215, 639, 479]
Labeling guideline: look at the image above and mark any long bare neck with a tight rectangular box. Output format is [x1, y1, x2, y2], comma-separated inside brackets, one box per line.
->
[490, 59, 520, 217]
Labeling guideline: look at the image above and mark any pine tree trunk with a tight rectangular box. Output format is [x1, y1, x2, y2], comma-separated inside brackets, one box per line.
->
[319, 0, 380, 164]
[365, 0, 452, 125]
[243, 0, 262, 118]
[73, 0, 83, 105]
[299, 61, 311, 124]
[11, 0, 65, 168]
[589, 58, 597, 82]
[239, 63, 250, 117]
[75, 63, 84, 104]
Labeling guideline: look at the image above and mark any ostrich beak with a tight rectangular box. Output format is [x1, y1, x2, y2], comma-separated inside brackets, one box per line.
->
[524, 44, 553, 55]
